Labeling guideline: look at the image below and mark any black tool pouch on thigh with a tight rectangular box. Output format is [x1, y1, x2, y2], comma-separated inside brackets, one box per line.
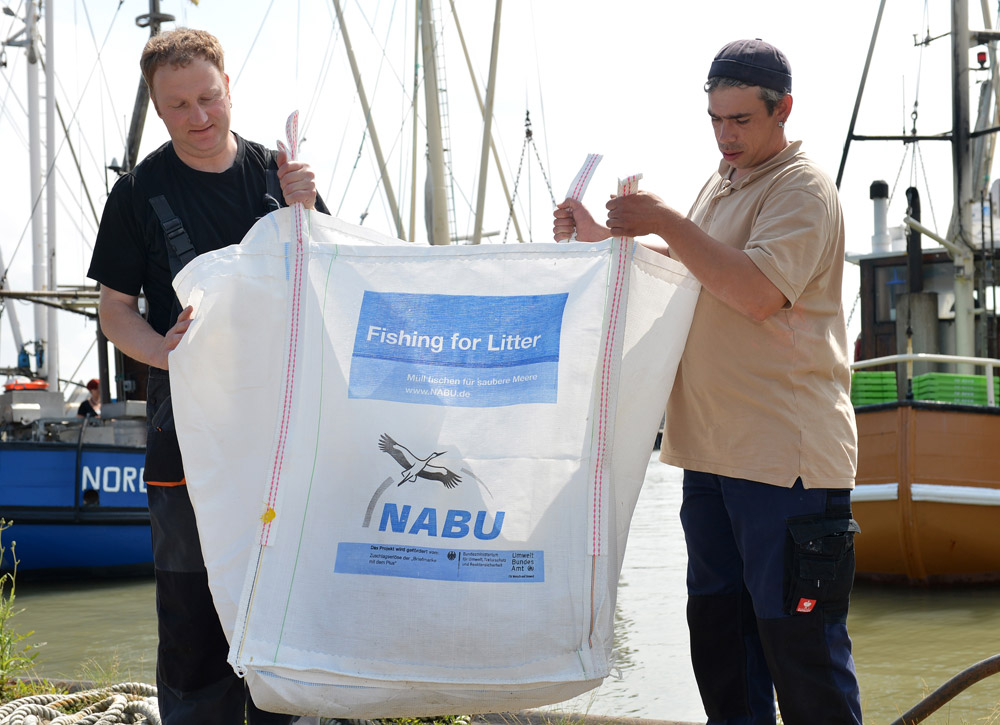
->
[783, 511, 860, 623]
[144, 394, 185, 485]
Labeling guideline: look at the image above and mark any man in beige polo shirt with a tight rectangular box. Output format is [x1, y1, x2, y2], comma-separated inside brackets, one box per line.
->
[554, 39, 862, 725]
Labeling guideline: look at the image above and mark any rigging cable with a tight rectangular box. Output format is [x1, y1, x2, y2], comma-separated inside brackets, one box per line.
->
[503, 111, 555, 243]
[352, 0, 408, 92]
[232, 0, 277, 89]
[502, 115, 532, 243]
[0, 0, 30, 148]
[528, 2, 553, 192]
[302, 5, 344, 141]
[2, 0, 125, 277]
[910, 0, 939, 232]
[0, 58, 30, 148]
[356, 0, 404, 225]
[334, 0, 412, 228]
[914, 141, 939, 232]
[79, 0, 129, 155]
[884, 2, 938, 236]
[337, 126, 369, 217]
[337, 0, 401, 224]
[319, 10, 359, 206]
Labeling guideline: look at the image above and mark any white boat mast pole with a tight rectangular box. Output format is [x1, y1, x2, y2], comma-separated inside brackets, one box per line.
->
[978, 0, 1000, 175]
[0, 13, 28, 359]
[471, 0, 502, 246]
[45, 0, 59, 391]
[952, 0, 977, 370]
[409, 0, 420, 244]
[26, 0, 47, 378]
[332, 0, 407, 241]
[449, 0, 522, 243]
[420, 0, 450, 245]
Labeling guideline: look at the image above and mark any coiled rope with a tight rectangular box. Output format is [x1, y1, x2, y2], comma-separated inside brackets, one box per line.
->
[0, 682, 159, 725]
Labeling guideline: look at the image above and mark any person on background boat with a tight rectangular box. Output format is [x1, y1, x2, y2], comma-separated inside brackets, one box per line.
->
[554, 39, 862, 725]
[86, 28, 329, 725]
[76, 378, 101, 418]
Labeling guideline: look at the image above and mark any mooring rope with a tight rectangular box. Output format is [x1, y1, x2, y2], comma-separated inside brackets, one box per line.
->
[0, 682, 159, 725]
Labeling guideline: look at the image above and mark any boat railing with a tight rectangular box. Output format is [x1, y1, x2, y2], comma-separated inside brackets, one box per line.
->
[851, 353, 1000, 407]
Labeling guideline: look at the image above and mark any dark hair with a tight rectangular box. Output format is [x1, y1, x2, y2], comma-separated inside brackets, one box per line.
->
[704, 76, 787, 115]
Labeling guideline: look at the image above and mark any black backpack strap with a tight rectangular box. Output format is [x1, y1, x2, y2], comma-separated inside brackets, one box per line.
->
[148, 194, 197, 279]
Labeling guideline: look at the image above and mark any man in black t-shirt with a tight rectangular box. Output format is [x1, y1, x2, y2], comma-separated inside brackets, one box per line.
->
[88, 28, 327, 725]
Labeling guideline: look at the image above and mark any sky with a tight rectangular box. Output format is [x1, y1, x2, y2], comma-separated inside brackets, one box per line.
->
[0, 0, 986, 393]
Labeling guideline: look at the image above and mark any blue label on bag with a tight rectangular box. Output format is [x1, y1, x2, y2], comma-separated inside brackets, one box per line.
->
[334, 542, 543, 582]
[348, 291, 567, 407]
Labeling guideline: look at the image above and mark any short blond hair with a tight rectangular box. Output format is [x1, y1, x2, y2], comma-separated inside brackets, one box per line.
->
[140, 27, 225, 91]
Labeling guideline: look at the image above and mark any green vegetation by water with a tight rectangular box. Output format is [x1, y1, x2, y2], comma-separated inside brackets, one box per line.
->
[0, 520, 51, 702]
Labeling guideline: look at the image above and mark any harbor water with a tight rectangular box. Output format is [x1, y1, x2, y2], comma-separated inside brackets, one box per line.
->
[13, 454, 1000, 722]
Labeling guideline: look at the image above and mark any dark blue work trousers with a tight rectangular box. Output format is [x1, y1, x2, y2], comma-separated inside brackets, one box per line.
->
[680, 470, 863, 725]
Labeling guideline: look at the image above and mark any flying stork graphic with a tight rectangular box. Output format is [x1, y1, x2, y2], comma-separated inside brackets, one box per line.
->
[378, 433, 462, 489]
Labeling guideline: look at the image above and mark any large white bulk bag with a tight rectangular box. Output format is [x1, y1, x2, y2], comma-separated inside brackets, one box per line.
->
[170, 207, 698, 718]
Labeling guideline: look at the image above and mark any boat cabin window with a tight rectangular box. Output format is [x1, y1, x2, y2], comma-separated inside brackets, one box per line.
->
[874, 260, 960, 323]
[875, 265, 907, 323]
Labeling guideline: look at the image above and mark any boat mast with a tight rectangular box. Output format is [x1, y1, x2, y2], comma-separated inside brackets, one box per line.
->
[410, 0, 420, 244]
[0, 13, 27, 363]
[24, 1, 47, 379]
[332, 0, 406, 241]
[449, 0, 522, 242]
[122, 1, 174, 173]
[45, 0, 58, 391]
[953, 0, 977, 368]
[836, 0, 887, 189]
[420, 0, 450, 245]
[471, 0, 502, 246]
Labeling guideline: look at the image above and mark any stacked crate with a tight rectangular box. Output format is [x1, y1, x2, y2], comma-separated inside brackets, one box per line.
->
[912, 373, 1000, 405]
[850, 370, 898, 406]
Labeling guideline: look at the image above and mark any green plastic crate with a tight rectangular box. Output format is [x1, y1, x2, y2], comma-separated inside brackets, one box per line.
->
[852, 394, 897, 405]
[912, 372, 999, 390]
[912, 373, 998, 405]
[851, 371, 898, 405]
[852, 371, 897, 381]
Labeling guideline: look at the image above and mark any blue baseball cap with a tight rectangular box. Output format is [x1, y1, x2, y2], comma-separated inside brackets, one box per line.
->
[708, 38, 792, 93]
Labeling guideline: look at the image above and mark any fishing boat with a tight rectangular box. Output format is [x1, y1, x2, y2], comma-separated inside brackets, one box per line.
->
[841, 0, 1000, 584]
[0, 392, 150, 576]
[0, 1, 169, 576]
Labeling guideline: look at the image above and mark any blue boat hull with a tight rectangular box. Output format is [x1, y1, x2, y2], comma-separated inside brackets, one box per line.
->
[0, 441, 151, 575]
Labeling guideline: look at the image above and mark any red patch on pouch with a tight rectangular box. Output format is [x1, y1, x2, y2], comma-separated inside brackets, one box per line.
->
[796, 598, 817, 613]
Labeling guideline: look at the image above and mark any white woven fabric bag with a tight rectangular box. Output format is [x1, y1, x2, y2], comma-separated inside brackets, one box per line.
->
[170, 203, 698, 717]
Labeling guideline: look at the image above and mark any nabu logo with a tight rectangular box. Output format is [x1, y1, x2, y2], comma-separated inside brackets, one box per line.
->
[361, 433, 502, 541]
[378, 433, 461, 488]
[378, 504, 504, 540]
